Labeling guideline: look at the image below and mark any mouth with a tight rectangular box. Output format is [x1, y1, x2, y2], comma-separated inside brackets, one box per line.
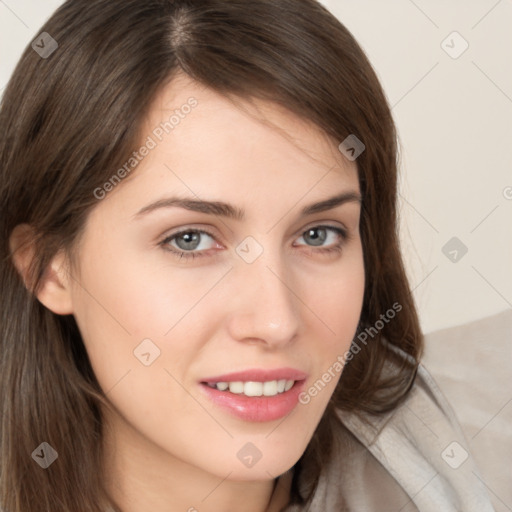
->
[198, 368, 308, 422]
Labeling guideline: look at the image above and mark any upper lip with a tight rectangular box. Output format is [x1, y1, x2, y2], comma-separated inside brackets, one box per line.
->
[200, 367, 308, 384]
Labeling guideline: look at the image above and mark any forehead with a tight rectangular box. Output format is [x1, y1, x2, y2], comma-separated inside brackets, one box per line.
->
[150, 74, 346, 159]
[93, 74, 360, 219]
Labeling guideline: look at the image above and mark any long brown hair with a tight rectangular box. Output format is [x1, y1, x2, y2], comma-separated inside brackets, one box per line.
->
[0, 0, 423, 510]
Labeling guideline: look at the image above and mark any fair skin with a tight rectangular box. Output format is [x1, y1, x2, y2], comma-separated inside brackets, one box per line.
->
[10, 74, 365, 512]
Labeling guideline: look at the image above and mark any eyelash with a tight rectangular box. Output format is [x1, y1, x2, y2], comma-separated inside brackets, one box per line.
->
[159, 225, 349, 261]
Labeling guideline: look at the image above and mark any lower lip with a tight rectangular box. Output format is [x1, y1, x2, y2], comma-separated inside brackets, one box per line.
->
[199, 381, 306, 422]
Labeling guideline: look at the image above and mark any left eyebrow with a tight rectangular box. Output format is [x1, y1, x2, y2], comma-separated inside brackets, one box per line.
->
[133, 190, 362, 221]
[300, 191, 362, 215]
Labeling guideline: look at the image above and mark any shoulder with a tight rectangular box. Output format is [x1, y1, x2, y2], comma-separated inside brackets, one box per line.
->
[334, 362, 496, 511]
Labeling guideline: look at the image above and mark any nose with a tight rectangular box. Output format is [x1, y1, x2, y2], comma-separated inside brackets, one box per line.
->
[225, 255, 301, 348]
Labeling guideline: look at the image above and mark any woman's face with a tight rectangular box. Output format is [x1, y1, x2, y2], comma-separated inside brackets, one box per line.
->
[65, 74, 365, 483]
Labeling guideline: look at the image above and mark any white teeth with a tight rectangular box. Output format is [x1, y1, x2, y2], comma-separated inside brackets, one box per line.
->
[229, 381, 244, 394]
[244, 381, 263, 396]
[263, 381, 278, 396]
[209, 379, 296, 396]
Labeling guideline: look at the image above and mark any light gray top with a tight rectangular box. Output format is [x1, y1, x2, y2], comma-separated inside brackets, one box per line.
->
[275, 362, 496, 511]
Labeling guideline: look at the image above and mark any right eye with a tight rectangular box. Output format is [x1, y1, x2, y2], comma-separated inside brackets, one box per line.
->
[159, 228, 219, 260]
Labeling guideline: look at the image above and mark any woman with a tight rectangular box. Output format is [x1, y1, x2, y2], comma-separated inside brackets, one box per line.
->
[0, 0, 495, 511]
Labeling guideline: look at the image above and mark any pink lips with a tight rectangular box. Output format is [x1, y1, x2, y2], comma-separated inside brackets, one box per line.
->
[198, 367, 308, 423]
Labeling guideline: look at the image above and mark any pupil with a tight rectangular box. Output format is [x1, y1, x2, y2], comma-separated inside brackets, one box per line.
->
[306, 228, 326, 247]
[177, 232, 200, 250]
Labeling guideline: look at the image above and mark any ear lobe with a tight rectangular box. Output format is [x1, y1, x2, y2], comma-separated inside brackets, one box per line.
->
[9, 223, 74, 315]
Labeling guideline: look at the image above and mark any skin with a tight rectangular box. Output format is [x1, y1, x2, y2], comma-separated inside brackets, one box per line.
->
[11, 73, 365, 512]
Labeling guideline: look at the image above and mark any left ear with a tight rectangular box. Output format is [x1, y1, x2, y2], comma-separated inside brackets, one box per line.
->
[9, 223, 75, 315]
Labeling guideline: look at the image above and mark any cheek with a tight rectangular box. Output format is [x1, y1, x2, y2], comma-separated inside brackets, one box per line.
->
[72, 239, 227, 341]
[304, 248, 365, 344]
[85, 255, 231, 335]
[299, 247, 365, 387]
[321, 270, 364, 327]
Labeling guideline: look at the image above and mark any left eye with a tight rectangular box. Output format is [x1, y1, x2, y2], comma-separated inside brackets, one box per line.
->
[160, 225, 347, 260]
[295, 226, 345, 248]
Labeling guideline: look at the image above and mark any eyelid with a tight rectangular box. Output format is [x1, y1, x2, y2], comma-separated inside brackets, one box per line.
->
[297, 219, 349, 237]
